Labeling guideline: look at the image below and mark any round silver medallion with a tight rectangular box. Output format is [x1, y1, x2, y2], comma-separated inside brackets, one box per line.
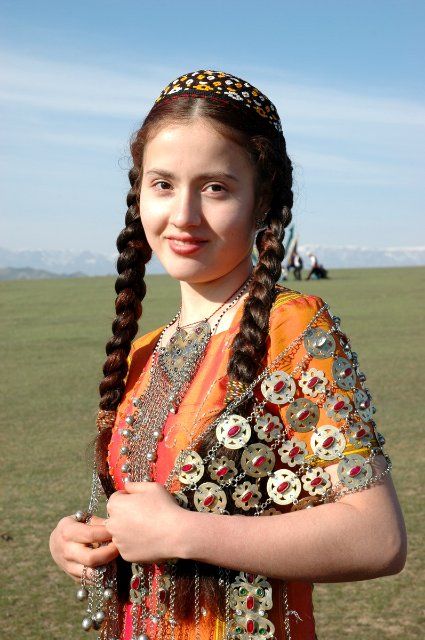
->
[267, 469, 301, 505]
[253, 412, 283, 442]
[332, 357, 356, 390]
[286, 398, 319, 432]
[299, 367, 328, 397]
[260, 371, 295, 405]
[215, 414, 251, 449]
[241, 443, 275, 478]
[178, 450, 205, 485]
[208, 456, 238, 484]
[232, 481, 261, 511]
[278, 437, 307, 467]
[193, 482, 227, 513]
[301, 468, 331, 496]
[337, 454, 373, 489]
[347, 421, 374, 446]
[354, 389, 374, 421]
[304, 327, 336, 359]
[324, 393, 352, 421]
[310, 425, 346, 461]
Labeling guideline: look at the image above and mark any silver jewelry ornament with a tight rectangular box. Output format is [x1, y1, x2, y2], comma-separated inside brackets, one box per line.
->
[301, 468, 331, 496]
[304, 327, 336, 358]
[310, 425, 346, 461]
[76, 587, 88, 601]
[286, 397, 319, 432]
[232, 481, 261, 510]
[241, 443, 275, 478]
[299, 367, 328, 397]
[332, 356, 356, 390]
[324, 393, 352, 421]
[261, 370, 296, 405]
[208, 456, 238, 484]
[354, 388, 374, 421]
[337, 454, 373, 489]
[215, 414, 251, 449]
[253, 412, 283, 442]
[267, 469, 301, 505]
[178, 450, 205, 484]
[278, 437, 307, 467]
[194, 482, 227, 513]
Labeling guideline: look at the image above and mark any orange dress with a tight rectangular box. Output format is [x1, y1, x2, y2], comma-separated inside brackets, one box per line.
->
[108, 289, 382, 640]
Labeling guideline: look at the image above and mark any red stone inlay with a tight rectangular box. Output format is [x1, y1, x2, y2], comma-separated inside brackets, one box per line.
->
[246, 619, 255, 634]
[217, 466, 229, 477]
[264, 421, 275, 434]
[246, 595, 255, 610]
[333, 400, 345, 411]
[297, 409, 310, 421]
[349, 465, 362, 477]
[322, 436, 335, 449]
[274, 380, 286, 393]
[131, 575, 141, 590]
[356, 428, 367, 438]
[277, 481, 290, 493]
[289, 446, 301, 458]
[241, 491, 253, 503]
[311, 476, 323, 487]
[308, 376, 320, 389]
[203, 494, 216, 507]
[158, 589, 167, 603]
[343, 367, 353, 377]
[253, 455, 266, 467]
[227, 424, 241, 437]
[181, 463, 194, 473]
[247, 573, 255, 583]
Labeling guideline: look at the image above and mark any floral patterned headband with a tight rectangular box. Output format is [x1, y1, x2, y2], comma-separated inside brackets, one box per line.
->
[152, 69, 283, 136]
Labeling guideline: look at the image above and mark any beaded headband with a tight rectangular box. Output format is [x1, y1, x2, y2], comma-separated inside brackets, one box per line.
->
[152, 69, 283, 136]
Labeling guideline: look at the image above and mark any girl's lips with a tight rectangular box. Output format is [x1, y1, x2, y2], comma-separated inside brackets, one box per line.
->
[167, 237, 207, 256]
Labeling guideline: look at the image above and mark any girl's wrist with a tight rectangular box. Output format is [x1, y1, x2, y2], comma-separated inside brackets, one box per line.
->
[174, 509, 202, 561]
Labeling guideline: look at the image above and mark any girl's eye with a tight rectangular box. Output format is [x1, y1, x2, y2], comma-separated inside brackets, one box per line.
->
[154, 181, 172, 190]
[206, 183, 225, 193]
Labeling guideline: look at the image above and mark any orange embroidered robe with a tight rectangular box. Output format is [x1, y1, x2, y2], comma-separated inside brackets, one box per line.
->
[108, 289, 379, 640]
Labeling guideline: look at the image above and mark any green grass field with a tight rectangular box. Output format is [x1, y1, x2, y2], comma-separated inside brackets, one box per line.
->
[1, 267, 424, 639]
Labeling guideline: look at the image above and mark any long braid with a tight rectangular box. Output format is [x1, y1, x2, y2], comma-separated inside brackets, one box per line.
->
[96, 166, 151, 485]
[228, 154, 293, 386]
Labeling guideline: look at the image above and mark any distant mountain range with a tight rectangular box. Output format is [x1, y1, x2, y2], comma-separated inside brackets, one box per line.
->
[0, 245, 424, 280]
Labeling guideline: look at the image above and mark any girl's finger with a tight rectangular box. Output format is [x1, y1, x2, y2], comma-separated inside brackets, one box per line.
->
[80, 541, 120, 568]
[62, 518, 113, 545]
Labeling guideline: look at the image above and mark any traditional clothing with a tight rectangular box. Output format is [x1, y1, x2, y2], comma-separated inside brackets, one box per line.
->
[106, 287, 390, 640]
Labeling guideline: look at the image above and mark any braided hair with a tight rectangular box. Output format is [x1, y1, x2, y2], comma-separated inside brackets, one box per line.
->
[95, 95, 294, 619]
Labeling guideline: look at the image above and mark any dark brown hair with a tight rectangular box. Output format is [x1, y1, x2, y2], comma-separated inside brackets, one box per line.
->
[96, 94, 293, 623]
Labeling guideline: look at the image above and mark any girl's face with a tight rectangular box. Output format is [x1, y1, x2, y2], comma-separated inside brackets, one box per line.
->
[139, 118, 258, 285]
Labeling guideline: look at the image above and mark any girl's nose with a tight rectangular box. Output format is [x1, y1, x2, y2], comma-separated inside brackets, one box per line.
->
[169, 188, 202, 228]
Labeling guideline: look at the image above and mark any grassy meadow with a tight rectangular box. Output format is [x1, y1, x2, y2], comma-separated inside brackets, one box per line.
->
[1, 266, 424, 639]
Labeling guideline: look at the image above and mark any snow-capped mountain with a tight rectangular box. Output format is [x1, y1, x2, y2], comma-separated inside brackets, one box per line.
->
[0, 247, 164, 277]
[298, 244, 425, 269]
[0, 245, 424, 279]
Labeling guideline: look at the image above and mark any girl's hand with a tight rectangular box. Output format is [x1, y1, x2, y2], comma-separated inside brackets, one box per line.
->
[49, 514, 119, 582]
[105, 482, 187, 564]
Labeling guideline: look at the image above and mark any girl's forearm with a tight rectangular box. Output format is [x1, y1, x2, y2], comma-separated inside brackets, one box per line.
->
[176, 479, 406, 583]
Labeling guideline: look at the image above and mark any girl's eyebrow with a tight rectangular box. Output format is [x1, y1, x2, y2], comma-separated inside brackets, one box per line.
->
[145, 169, 239, 182]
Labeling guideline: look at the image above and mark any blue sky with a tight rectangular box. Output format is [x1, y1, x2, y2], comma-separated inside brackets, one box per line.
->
[1, 0, 424, 254]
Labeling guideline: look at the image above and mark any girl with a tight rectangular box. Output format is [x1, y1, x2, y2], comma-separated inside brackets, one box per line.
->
[49, 69, 406, 640]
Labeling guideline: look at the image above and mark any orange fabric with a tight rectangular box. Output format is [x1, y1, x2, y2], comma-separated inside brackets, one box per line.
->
[108, 291, 357, 639]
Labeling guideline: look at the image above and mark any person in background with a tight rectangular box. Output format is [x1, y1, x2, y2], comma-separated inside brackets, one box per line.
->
[306, 252, 328, 280]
